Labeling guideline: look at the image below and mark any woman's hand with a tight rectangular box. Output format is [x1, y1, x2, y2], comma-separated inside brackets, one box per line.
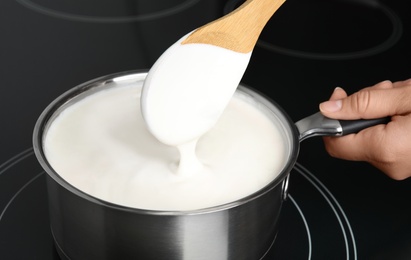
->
[319, 79, 411, 180]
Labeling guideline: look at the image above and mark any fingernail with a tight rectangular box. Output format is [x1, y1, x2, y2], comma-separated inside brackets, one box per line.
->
[320, 99, 342, 112]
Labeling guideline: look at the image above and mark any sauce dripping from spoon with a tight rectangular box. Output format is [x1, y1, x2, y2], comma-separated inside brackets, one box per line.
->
[141, 0, 286, 175]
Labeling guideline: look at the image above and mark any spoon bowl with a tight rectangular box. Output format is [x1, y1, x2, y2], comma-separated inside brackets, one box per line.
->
[141, 0, 286, 146]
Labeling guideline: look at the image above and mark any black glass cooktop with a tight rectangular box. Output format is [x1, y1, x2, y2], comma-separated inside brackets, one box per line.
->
[1, 0, 411, 259]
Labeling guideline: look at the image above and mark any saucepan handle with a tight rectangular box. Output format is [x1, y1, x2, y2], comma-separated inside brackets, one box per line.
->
[295, 112, 390, 142]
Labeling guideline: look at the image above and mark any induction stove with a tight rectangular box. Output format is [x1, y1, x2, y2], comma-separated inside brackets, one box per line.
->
[1, 0, 411, 259]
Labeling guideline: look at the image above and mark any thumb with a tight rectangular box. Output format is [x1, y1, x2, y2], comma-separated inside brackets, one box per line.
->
[319, 84, 411, 120]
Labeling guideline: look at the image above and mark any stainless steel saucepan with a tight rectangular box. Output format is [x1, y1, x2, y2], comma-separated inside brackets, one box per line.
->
[33, 70, 388, 260]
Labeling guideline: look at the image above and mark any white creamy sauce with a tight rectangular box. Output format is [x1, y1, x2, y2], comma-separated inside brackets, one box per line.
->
[141, 32, 252, 148]
[44, 84, 287, 211]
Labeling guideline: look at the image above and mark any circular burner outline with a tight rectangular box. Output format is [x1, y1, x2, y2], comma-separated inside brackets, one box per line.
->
[294, 163, 358, 260]
[0, 171, 43, 222]
[224, 0, 403, 60]
[288, 195, 312, 260]
[15, 0, 201, 23]
[0, 148, 33, 177]
[0, 149, 356, 259]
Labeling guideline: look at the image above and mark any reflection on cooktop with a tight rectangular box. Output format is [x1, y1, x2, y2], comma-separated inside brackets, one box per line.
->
[15, 0, 202, 22]
[225, 0, 403, 60]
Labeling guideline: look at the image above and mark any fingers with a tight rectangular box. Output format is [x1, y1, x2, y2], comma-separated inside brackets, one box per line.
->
[319, 80, 411, 120]
[372, 80, 394, 89]
[323, 124, 386, 162]
[323, 117, 411, 180]
[393, 78, 411, 88]
[329, 87, 347, 100]
[320, 78, 411, 180]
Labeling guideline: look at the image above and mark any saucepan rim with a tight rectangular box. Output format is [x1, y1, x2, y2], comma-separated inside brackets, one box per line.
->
[32, 70, 300, 216]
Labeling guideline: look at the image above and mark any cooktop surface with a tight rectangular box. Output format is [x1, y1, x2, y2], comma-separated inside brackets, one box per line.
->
[1, 0, 411, 259]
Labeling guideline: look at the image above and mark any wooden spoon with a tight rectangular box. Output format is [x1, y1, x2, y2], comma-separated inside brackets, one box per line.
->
[182, 0, 286, 53]
[141, 0, 286, 147]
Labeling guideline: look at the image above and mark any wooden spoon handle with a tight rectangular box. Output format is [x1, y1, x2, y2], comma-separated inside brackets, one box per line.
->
[182, 0, 286, 53]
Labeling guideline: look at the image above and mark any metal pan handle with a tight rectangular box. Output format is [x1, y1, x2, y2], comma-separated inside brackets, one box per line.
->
[296, 112, 390, 142]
